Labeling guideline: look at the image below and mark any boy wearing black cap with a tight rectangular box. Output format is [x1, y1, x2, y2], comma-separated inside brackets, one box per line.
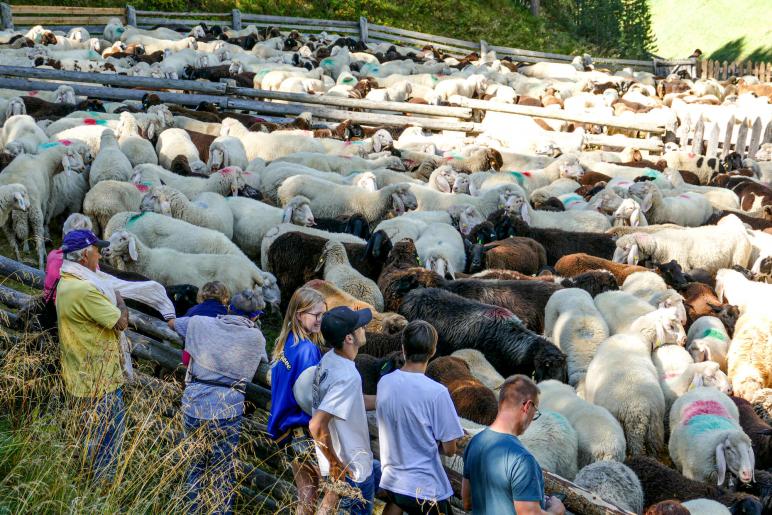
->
[309, 306, 380, 515]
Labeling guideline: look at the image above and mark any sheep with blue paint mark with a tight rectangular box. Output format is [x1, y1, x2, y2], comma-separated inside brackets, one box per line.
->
[668, 387, 755, 486]
[520, 409, 579, 480]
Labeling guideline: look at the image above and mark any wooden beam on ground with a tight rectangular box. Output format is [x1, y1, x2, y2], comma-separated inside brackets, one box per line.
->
[585, 133, 663, 152]
[450, 96, 666, 133]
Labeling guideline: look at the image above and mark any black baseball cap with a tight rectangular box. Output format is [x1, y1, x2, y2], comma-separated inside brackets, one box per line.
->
[321, 306, 372, 345]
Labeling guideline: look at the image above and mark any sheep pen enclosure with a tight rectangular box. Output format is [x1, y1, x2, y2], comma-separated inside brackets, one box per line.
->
[0, 5, 772, 515]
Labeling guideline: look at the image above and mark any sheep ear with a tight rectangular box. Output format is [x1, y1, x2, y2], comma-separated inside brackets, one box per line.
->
[641, 191, 653, 212]
[716, 442, 727, 485]
[627, 243, 639, 265]
[519, 202, 531, 224]
[613, 246, 627, 263]
[128, 236, 138, 261]
[630, 207, 641, 227]
[373, 135, 382, 153]
[690, 373, 704, 389]
[392, 193, 405, 215]
[748, 446, 755, 482]
[436, 174, 450, 193]
[282, 206, 293, 223]
[655, 318, 665, 348]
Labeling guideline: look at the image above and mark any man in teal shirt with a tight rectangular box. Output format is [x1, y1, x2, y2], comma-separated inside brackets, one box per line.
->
[462, 375, 565, 515]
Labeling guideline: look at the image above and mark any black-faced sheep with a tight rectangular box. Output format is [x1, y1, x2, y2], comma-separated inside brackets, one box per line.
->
[466, 236, 547, 275]
[425, 356, 498, 425]
[398, 288, 567, 381]
[732, 396, 772, 470]
[354, 351, 403, 395]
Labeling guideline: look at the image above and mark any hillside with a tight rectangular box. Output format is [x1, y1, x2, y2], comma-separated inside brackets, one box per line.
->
[649, 0, 772, 62]
[19, 0, 594, 55]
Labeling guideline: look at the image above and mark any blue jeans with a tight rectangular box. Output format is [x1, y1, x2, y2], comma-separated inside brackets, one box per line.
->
[183, 414, 242, 515]
[339, 459, 382, 515]
[79, 388, 125, 483]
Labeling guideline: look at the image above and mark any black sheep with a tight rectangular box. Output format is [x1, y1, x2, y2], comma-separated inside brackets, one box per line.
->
[732, 396, 772, 470]
[559, 270, 618, 297]
[354, 351, 404, 395]
[313, 213, 371, 240]
[398, 288, 567, 381]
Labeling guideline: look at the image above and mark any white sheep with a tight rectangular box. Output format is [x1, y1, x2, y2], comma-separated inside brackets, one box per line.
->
[316, 129, 394, 158]
[103, 230, 268, 298]
[574, 461, 644, 515]
[206, 136, 248, 174]
[584, 308, 686, 456]
[543, 288, 609, 388]
[155, 128, 206, 176]
[727, 310, 772, 401]
[415, 222, 466, 279]
[653, 344, 731, 410]
[274, 151, 404, 174]
[715, 267, 772, 314]
[260, 223, 366, 272]
[228, 195, 315, 261]
[612, 198, 649, 227]
[537, 380, 626, 466]
[520, 410, 579, 480]
[686, 316, 731, 372]
[0, 183, 29, 230]
[668, 387, 754, 486]
[427, 166, 458, 193]
[258, 163, 377, 201]
[2, 113, 49, 156]
[594, 290, 687, 337]
[450, 349, 504, 390]
[83, 180, 149, 236]
[622, 271, 667, 300]
[373, 215, 428, 244]
[219, 118, 325, 161]
[141, 186, 234, 239]
[317, 240, 384, 311]
[407, 183, 521, 218]
[613, 215, 753, 274]
[277, 176, 417, 224]
[115, 112, 157, 167]
[434, 74, 488, 102]
[506, 187, 612, 233]
[529, 178, 582, 208]
[131, 165, 246, 199]
[662, 167, 740, 212]
[682, 499, 731, 515]
[627, 181, 713, 227]
[89, 129, 133, 187]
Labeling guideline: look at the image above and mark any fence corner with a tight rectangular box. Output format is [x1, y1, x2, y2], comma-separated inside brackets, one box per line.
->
[232, 9, 242, 31]
[359, 16, 368, 43]
[0, 3, 13, 30]
[126, 5, 136, 27]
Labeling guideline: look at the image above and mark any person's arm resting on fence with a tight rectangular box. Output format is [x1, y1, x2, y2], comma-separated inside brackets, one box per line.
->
[113, 291, 129, 331]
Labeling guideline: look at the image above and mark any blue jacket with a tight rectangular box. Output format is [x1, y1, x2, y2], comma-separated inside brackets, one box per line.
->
[184, 299, 227, 318]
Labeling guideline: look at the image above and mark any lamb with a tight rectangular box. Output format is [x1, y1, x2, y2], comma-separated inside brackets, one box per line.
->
[538, 380, 626, 466]
[415, 222, 466, 279]
[206, 136, 247, 173]
[228, 195, 314, 261]
[155, 128, 207, 176]
[450, 349, 505, 390]
[686, 316, 731, 371]
[277, 176, 417, 224]
[652, 344, 731, 410]
[354, 352, 403, 395]
[425, 356, 498, 425]
[398, 287, 568, 381]
[574, 461, 644, 515]
[104, 211, 246, 259]
[727, 310, 772, 401]
[89, 129, 133, 187]
[583, 308, 686, 456]
[316, 240, 384, 311]
[103, 231, 268, 300]
[543, 288, 609, 388]
[555, 253, 649, 283]
[2, 114, 48, 155]
[141, 186, 234, 239]
[628, 181, 713, 227]
[520, 410, 579, 480]
[613, 216, 753, 274]
[131, 165, 246, 199]
[680, 282, 740, 336]
[260, 222, 369, 272]
[732, 396, 772, 470]
[668, 387, 754, 486]
[0, 183, 29, 230]
[115, 112, 157, 167]
[626, 456, 763, 512]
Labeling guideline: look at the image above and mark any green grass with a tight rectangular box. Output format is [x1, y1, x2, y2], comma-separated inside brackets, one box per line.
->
[649, 0, 772, 61]
[22, 0, 595, 55]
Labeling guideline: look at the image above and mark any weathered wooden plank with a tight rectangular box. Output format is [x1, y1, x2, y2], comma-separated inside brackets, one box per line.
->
[11, 5, 124, 14]
[126, 5, 137, 27]
[0, 255, 43, 289]
[0, 2, 11, 30]
[722, 115, 735, 158]
[735, 117, 749, 157]
[239, 13, 358, 27]
[763, 120, 772, 145]
[135, 17, 236, 27]
[748, 116, 763, 159]
[585, 133, 663, 152]
[231, 9, 241, 31]
[134, 10, 230, 17]
[691, 115, 705, 154]
[359, 16, 368, 43]
[678, 114, 691, 149]
[368, 23, 479, 49]
[0, 284, 32, 310]
[367, 31, 473, 55]
[451, 96, 665, 132]
[705, 121, 720, 158]
[13, 16, 120, 25]
[235, 22, 360, 34]
[0, 65, 228, 94]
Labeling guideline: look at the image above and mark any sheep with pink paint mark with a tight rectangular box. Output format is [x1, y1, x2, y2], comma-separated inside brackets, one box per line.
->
[668, 387, 755, 487]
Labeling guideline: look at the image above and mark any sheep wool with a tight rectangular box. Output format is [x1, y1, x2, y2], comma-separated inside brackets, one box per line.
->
[520, 410, 579, 480]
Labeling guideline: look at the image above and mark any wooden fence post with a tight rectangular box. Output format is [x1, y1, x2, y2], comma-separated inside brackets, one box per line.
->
[689, 57, 697, 79]
[232, 9, 242, 31]
[359, 16, 368, 43]
[530, 0, 540, 16]
[0, 3, 12, 30]
[126, 4, 136, 27]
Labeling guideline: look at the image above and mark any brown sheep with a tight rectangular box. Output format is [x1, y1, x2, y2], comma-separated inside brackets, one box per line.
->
[643, 501, 690, 515]
[467, 236, 547, 275]
[425, 356, 497, 425]
[680, 282, 740, 335]
[377, 240, 444, 312]
[732, 396, 772, 470]
[554, 253, 648, 284]
[361, 329, 403, 358]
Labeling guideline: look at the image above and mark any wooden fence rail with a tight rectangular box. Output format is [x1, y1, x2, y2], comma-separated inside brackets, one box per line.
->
[699, 59, 772, 82]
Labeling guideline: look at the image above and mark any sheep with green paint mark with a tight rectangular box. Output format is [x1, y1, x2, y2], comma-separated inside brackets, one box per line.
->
[686, 316, 731, 372]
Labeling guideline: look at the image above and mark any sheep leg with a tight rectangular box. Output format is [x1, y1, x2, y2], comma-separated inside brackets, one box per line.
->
[28, 207, 46, 270]
[2, 224, 21, 262]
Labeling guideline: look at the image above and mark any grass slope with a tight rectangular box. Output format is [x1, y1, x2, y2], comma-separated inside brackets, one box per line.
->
[21, 0, 592, 55]
[649, 0, 772, 62]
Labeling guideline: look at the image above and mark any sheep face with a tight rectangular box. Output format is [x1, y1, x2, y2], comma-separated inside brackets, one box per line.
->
[5, 98, 26, 119]
[103, 231, 139, 267]
[391, 188, 417, 216]
[455, 206, 485, 237]
[691, 362, 732, 395]
[372, 129, 393, 153]
[655, 291, 688, 326]
[717, 432, 755, 485]
[503, 193, 530, 223]
[259, 272, 281, 312]
[208, 146, 228, 173]
[652, 307, 687, 347]
[424, 253, 454, 280]
[558, 158, 584, 179]
[613, 198, 645, 227]
[613, 234, 642, 266]
[62, 149, 87, 175]
[452, 175, 470, 194]
[12, 188, 30, 212]
[430, 166, 456, 193]
[53, 86, 77, 105]
[284, 200, 315, 227]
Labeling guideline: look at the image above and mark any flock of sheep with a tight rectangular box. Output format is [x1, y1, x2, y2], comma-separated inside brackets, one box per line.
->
[1, 16, 772, 515]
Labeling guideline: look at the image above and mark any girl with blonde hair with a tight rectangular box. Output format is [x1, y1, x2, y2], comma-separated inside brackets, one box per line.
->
[267, 286, 326, 514]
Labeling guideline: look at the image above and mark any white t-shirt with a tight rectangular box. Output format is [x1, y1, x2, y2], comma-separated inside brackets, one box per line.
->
[312, 350, 373, 482]
[376, 369, 464, 501]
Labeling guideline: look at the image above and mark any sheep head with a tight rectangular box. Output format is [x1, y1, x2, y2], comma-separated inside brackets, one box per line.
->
[613, 198, 647, 227]
[429, 166, 456, 193]
[613, 233, 649, 265]
[503, 193, 530, 223]
[652, 290, 688, 325]
[142, 189, 172, 216]
[558, 157, 584, 179]
[452, 175, 470, 194]
[283, 196, 315, 226]
[5, 97, 26, 119]
[716, 432, 755, 485]
[641, 307, 687, 348]
[690, 361, 732, 394]
[532, 338, 568, 383]
[215, 166, 246, 196]
[450, 205, 484, 237]
[103, 230, 139, 267]
[61, 148, 87, 175]
[371, 129, 393, 153]
[390, 186, 417, 216]
[423, 252, 454, 280]
[258, 271, 281, 312]
[4, 184, 29, 212]
[316, 240, 349, 271]
[53, 86, 77, 105]
[352, 172, 377, 192]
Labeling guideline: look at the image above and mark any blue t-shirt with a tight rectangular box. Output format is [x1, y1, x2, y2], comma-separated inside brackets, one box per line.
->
[174, 316, 246, 420]
[463, 428, 545, 515]
[267, 332, 322, 439]
[184, 299, 227, 318]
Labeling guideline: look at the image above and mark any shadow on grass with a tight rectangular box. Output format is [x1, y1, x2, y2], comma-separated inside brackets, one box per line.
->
[709, 38, 772, 63]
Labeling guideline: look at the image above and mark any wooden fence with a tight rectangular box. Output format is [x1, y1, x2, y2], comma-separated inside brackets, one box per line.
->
[677, 113, 772, 159]
[698, 59, 772, 82]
